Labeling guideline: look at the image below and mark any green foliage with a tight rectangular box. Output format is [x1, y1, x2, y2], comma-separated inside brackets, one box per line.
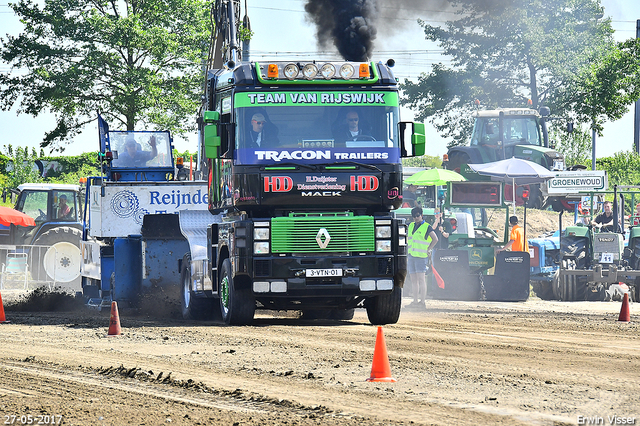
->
[173, 149, 198, 164]
[400, 0, 614, 148]
[596, 151, 640, 186]
[552, 39, 640, 135]
[238, 25, 254, 42]
[402, 155, 444, 169]
[2, 146, 42, 189]
[0, 0, 211, 150]
[550, 124, 591, 167]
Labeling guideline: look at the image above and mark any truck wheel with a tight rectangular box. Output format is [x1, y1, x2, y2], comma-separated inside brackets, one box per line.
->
[219, 258, 255, 325]
[365, 286, 401, 325]
[180, 254, 218, 320]
[31, 226, 82, 292]
[635, 277, 640, 303]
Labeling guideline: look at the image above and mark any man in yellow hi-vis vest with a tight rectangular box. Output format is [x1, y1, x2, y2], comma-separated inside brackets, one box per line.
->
[407, 207, 438, 309]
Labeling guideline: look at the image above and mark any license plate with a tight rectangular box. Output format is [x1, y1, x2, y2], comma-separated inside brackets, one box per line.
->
[306, 268, 342, 277]
[600, 253, 614, 263]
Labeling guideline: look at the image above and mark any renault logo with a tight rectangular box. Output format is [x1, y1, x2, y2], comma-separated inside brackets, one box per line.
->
[316, 228, 331, 249]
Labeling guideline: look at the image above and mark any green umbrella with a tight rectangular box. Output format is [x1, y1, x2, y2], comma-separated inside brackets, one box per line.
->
[404, 168, 466, 186]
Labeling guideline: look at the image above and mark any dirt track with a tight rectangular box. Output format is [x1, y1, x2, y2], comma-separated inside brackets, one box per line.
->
[1, 295, 639, 426]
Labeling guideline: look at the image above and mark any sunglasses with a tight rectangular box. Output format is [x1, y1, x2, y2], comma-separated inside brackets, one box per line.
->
[252, 120, 266, 125]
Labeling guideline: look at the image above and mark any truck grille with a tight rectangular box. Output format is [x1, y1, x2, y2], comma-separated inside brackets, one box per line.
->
[271, 213, 374, 253]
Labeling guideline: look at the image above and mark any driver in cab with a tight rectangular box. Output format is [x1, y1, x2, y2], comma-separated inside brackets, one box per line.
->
[118, 134, 158, 167]
[338, 109, 369, 141]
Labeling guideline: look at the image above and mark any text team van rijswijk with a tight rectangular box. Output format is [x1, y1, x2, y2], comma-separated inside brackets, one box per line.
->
[149, 189, 208, 208]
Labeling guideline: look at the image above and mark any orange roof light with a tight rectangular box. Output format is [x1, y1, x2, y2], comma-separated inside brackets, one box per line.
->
[267, 64, 278, 78]
[176, 157, 184, 166]
[527, 99, 533, 105]
[79, 177, 87, 184]
[359, 63, 370, 78]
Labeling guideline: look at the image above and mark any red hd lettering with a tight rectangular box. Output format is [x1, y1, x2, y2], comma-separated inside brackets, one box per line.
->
[350, 176, 379, 191]
[264, 176, 294, 192]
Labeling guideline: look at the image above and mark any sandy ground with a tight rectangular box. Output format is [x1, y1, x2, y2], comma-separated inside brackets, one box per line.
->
[0, 291, 639, 426]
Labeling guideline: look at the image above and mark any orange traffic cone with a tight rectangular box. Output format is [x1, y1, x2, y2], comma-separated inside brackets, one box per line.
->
[107, 301, 122, 336]
[618, 293, 630, 323]
[0, 292, 9, 324]
[366, 326, 396, 383]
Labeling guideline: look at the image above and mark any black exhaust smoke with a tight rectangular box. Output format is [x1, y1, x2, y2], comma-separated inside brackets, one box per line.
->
[304, 0, 378, 62]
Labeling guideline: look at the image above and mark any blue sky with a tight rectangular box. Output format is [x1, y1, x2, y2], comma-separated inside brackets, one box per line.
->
[0, 0, 638, 159]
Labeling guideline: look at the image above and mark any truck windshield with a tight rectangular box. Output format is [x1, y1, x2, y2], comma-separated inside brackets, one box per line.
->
[470, 117, 542, 147]
[110, 131, 173, 169]
[233, 91, 400, 165]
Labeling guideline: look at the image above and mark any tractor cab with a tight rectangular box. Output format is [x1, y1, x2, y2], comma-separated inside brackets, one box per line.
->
[101, 130, 175, 182]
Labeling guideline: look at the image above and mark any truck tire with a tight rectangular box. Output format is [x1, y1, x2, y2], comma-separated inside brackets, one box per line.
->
[635, 277, 640, 303]
[180, 254, 217, 320]
[219, 258, 255, 325]
[31, 226, 82, 292]
[365, 286, 401, 325]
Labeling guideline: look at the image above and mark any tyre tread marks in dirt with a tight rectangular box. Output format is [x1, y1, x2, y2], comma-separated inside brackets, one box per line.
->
[365, 286, 401, 325]
[180, 253, 217, 320]
[31, 226, 82, 283]
[219, 258, 255, 325]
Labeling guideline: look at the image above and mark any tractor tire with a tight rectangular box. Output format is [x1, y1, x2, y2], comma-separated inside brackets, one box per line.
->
[446, 152, 471, 174]
[219, 258, 255, 325]
[531, 280, 554, 300]
[180, 253, 218, 320]
[526, 185, 545, 210]
[365, 286, 402, 325]
[31, 226, 82, 293]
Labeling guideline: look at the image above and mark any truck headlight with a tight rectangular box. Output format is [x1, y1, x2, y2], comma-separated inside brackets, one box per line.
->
[376, 226, 391, 239]
[376, 240, 392, 252]
[254, 242, 270, 254]
[254, 227, 269, 240]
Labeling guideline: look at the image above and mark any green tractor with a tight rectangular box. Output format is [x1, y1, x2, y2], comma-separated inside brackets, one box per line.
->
[443, 106, 569, 210]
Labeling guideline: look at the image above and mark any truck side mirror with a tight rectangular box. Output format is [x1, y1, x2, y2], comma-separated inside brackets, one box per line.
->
[412, 122, 426, 156]
[203, 111, 221, 159]
[399, 121, 426, 157]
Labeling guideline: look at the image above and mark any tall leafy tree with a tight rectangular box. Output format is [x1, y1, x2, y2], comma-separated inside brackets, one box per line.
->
[551, 38, 640, 137]
[0, 0, 211, 150]
[400, 0, 614, 147]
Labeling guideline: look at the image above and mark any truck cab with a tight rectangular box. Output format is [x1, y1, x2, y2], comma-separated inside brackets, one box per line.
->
[184, 60, 426, 325]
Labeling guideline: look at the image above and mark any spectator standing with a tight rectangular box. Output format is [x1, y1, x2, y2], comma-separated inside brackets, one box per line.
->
[407, 207, 438, 310]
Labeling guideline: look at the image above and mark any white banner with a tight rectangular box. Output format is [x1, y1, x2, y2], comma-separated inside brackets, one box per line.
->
[546, 171, 607, 195]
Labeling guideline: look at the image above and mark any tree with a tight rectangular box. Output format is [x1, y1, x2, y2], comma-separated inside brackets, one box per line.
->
[400, 0, 614, 148]
[0, 0, 211, 150]
[402, 155, 444, 169]
[551, 38, 640, 137]
[2, 146, 42, 189]
[550, 124, 591, 168]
